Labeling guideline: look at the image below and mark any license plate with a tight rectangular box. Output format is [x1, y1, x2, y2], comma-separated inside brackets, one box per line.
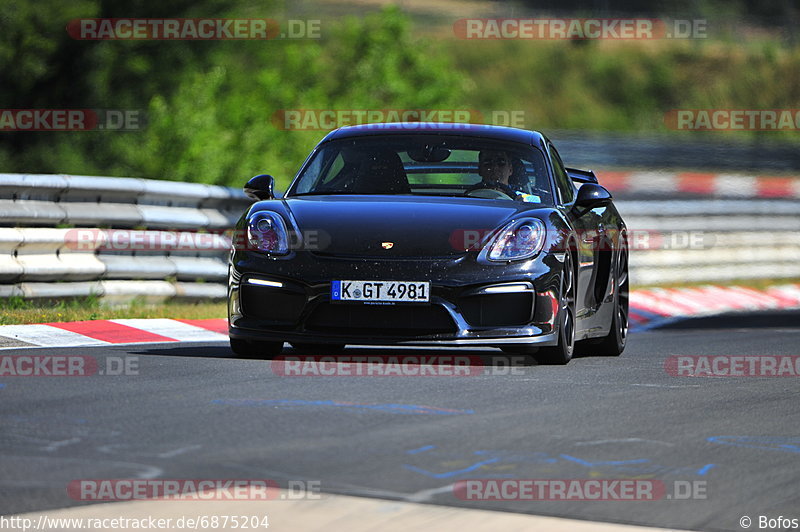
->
[331, 280, 430, 303]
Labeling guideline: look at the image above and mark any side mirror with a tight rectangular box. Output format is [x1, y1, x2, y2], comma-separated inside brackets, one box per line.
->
[244, 174, 276, 201]
[574, 183, 612, 209]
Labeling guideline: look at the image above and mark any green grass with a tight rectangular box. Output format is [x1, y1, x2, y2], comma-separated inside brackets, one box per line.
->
[0, 297, 226, 326]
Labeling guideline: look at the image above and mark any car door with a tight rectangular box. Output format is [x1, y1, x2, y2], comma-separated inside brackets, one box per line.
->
[547, 144, 605, 333]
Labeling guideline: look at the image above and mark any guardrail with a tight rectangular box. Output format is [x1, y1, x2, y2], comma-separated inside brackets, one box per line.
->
[0, 174, 251, 303]
[597, 171, 800, 200]
[0, 174, 798, 303]
[617, 200, 800, 285]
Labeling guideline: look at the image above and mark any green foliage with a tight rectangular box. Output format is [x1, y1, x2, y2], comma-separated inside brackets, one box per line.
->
[0, 3, 467, 190]
[448, 38, 800, 136]
[126, 6, 468, 189]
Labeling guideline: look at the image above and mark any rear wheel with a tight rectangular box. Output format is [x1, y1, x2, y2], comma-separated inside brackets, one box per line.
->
[535, 251, 576, 365]
[595, 241, 629, 356]
[229, 338, 284, 359]
[290, 342, 346, 354]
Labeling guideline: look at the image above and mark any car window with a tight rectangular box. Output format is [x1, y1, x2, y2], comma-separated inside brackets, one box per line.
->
[549, 145, 575, 204]
[321, 154, 345, 184]
[288, 135, 554, 205]
[400, 149, 479, 185]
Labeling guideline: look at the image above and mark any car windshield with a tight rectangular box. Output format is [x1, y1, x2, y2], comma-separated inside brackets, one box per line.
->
[288, 134, 554, 205]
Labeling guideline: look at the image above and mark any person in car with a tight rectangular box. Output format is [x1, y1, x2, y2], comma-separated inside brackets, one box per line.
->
[473, 149, 540, 202]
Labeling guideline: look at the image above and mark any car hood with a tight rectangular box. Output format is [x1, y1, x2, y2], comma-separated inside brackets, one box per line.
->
[281, 195, 547, 257]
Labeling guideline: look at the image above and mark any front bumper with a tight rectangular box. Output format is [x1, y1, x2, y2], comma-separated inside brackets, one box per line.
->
[228, 250, 562, 346]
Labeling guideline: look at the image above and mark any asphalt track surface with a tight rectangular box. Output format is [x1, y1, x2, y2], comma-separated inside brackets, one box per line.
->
[2, 312, 799, 531]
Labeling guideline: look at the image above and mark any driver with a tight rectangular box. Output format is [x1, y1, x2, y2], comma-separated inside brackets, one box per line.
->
[478, 150, 513, 186]
[476, 150, 539, 202]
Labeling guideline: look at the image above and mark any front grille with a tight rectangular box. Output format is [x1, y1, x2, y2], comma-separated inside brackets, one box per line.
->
[458, 293, 533, 327]
[241, 285, 306, 323]
[306, 302, 457, 336]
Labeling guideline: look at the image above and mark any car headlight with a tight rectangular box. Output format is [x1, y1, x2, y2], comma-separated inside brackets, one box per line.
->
[485, 218, 546, 261]
[246, 212, 289, 255]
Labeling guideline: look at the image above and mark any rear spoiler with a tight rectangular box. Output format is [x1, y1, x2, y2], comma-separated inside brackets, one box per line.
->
[565, 167, 598, 184]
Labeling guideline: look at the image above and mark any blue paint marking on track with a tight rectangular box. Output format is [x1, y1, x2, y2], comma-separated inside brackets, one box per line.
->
[403, 458, 500, 479]
[402, 448, 717, 480]
[560, 454, 651, 467]
[0, 383, 5, 389]
[474, 450, 558, 463]
[696, 464, 716, 476]
[406, 445, 436, 454]
[707, 436, 800, 453]
[211, 399, 473, 416]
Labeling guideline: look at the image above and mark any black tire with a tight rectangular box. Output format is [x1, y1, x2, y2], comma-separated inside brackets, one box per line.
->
[594, 240, 629, 356]
[535, 250, 576, 365]
[290, 342, 346, 354]
[229, 338, 284, 359]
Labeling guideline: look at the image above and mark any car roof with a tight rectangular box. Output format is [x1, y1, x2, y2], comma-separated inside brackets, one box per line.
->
[320, 122, 549, 150]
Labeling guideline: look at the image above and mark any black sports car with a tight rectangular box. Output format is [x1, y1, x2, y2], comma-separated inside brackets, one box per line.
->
[228, 123, 628, 364]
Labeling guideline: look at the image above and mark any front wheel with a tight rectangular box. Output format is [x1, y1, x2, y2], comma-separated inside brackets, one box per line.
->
[229, 338, 284, 359]
[535, 251, 576, 365]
